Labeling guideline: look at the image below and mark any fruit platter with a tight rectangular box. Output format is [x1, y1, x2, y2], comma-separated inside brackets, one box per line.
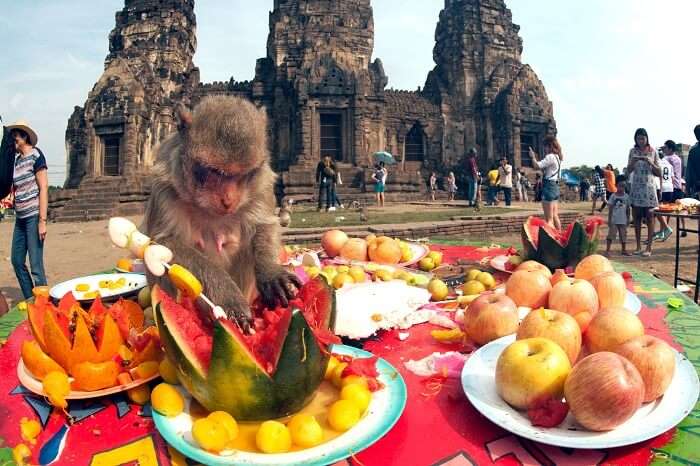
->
[153, 345, 406, 465]
[320, 229, 430, 267]
[50, 273, 147, 302]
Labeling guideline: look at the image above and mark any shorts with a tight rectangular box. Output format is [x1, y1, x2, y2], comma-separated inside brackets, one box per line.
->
[374, 182, 385, 193]
[661, 191, 675, 203]
[673, 189, 684, 201]
[607, 224, 628, 242]
[541, 180, 560, 202]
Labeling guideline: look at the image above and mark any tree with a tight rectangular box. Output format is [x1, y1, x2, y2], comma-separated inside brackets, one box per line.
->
[567, 165, 595, 181]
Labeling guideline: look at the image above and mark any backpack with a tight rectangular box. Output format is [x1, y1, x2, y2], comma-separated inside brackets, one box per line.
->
[0, 126, 14, 199]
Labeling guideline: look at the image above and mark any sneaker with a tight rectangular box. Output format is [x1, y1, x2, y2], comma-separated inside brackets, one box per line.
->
[661, 227, 673, 242]
[328, 206, 336, 212]
[340, 204, 345, 209]
[650, 231, 664, 242]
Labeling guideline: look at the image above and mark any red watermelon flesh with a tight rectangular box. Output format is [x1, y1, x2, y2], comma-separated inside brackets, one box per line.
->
[524, 216, 563, 248]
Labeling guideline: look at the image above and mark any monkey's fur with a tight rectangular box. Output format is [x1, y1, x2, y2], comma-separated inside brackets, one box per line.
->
[142, 96, 300, 327]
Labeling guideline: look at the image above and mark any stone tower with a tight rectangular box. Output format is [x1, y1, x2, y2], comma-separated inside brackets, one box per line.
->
[425, 0, 555, 170]
[64, 0, 199, 189]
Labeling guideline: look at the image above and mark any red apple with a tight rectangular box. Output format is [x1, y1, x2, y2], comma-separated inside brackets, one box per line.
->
[590, 272, 627, 309]
[517, 308, 582, 364]
[613, 335, 676, 402]
[574, 254, 613, 281]
[564, 352, 644, 431]
[550, 269, 571, 286]
[506, 270, 552, 309]
[321, 229, 349, 258]
[585, 307, 644, 353]
[548, 279, 599, 332]
[516, 260, 553, 279]
[464, 293, 519, 345]
[496, 337, 572, 410]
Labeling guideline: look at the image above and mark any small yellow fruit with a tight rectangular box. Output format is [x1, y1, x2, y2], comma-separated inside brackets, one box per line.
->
[17, 301, 28, 312]
[348, 266, 366, 283]
[159, 358, 180, 385]
[306, 266, 321, 279]
[74, 283, 90, 292]
[462, 280, 486, 296]
[43, 371, 70, 409]
[427, 251, 443, 266]
[168, 264, 203, 297]
[336, 265, 350, 274]
[208, 411, 239, 445]
[127, 384, 151, 405]
[374, 269, 393, 282]
[465, 269, 481, 281]
[193, 417, 229, 453]
[427, 279, 449, 301]
[327, 400, 361, 432]
[341, 383, 372, 414]
[118, 345, 133, 361]
[12, 443, 31, 466]
[476, 271, 496, 289]
[288, 413, 324, 448]
[20, 418, 41, 444]
[325, 356, 340, 380]
[333, 272, 355, 289]
[151, 383, 184, 417]
[331, 362, 349, 388]
[135, 361, 160, 379]
[341, 375, 368, 389]
[418, 257, 435, 271]
[255, 420, 292, 453]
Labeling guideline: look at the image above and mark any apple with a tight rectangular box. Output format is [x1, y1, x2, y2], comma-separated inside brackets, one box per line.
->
[585, 308, 644, 353]
[590, 272, 627, 309]
[550, 269, 571, 286]
[506, 270, 552, 309]
[613, 335, 676, 402]
[548, 279, 599, 331]
[517, 308, 582, 364]
[321, 229, 349, 258]
[564, 352, 644, 431]
[574, 254, 613, 281]
[495, 337, 572, 410]
[464, 293, 519, 345]
[516, 260, 552, 279]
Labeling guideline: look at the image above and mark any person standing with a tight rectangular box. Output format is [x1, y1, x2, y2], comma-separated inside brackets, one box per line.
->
[371, 161, 387, 207]
[653, 149, 675, 241]
[628, 128, 661, 257]
[530, 135, 563, 230]
[498, 157, 513, 206]
[331, 169, 344, 209]
[591, 166, 606, 213]
[316, 155, 334, 211]
[429, 171, 437, 201]
[465, 148, 478, 206]
[519, 170, 530, 202]
[663, 139, 686, 236]
[8, 121, 49, 299]
[687, 125, 700, 198]
[580, 177, 590, 202]
[486, 163, 500, 206]
[603, 164, 616, 206]
[604, 175, 632, 256]
[446, 171, 457, 201]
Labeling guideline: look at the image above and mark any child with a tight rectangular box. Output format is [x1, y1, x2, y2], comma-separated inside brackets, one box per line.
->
[429, 172, 437, 201]
[605, 175, 632, 256]
[446, 171, 457, 201]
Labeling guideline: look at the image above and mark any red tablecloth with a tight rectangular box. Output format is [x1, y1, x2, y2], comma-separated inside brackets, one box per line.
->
[0, 246, 683, 465]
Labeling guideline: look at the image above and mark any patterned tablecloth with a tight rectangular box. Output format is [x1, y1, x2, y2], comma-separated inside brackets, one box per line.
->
[0, 244, 698, 466]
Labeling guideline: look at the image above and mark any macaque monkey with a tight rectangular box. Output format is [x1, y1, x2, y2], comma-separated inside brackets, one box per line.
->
[142, 96, 301, 328]
[278, 200, 292, 228]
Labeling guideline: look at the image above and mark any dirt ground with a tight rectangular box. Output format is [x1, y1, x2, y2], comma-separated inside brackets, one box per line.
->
[0, 205, 696, 308]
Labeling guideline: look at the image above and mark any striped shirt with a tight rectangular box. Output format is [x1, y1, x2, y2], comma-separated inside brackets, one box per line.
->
[13, 149, 47, 219]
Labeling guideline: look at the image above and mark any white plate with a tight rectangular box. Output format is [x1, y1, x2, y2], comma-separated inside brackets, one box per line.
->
[153, 345, 407, 466]
[17, 359, 159, 400]
[461, 334, 699, 449]
[115, 259, 145, 274]
[332, 242, 430, 268]
[50, 273, 147, 302]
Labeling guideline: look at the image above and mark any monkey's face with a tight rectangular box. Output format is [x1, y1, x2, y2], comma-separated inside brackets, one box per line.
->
[186, 158, 258, 215]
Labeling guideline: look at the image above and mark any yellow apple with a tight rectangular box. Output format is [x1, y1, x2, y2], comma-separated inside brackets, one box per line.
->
[516, 308, 582, 364]
[427, 251, 443, 267]
[495, 337, 572, 410]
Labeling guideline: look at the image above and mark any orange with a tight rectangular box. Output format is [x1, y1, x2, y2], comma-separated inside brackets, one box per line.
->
[71, 360, 119, 391]
[367, 236, 402, 264]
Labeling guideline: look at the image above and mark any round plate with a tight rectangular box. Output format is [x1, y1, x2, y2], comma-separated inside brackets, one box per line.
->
[461, 334, 699, 449]
[17, 359, 159, 400]
[153, 345, 407, 466]
[50, 273, 147, 302]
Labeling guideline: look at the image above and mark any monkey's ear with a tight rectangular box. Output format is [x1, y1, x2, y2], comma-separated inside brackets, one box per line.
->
[177, 106, 193, 133]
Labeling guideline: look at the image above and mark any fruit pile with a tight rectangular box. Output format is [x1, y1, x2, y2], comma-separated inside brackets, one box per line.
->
[151, 354, 381, 455]
[23, 289, 162, 401]
[306, 263, 431, 290]
[321, 229, 420, 265]
[486, 254, 676, 431]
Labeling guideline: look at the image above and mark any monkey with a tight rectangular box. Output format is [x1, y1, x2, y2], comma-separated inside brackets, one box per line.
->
[278, 199, 292, 228]
[142, 96, 301, 329]
[359, 206, 368, 222]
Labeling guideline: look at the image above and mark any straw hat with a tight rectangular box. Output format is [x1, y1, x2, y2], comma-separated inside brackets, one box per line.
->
[6, 120, 38, 146]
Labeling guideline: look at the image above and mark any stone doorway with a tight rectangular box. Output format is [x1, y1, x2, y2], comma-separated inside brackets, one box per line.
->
[405, 124, 425, 162]
[519, 132, 539, 168]
[102, 136, 121, 176]
[320, 113, 343, 162]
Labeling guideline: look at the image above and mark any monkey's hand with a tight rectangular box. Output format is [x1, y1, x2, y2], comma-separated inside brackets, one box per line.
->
[256, 264, 303, 309]
[145, 237, 253, 331]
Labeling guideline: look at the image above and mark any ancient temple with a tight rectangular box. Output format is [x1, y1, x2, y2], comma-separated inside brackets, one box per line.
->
[52, 0, 556, 221]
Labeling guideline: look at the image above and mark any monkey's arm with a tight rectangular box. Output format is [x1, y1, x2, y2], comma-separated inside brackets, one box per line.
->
[252, 222, 301, 308]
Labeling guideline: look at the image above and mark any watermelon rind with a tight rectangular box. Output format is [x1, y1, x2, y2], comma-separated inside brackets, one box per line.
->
[564, 221, 591, 268]
[536, 227, 568, 270]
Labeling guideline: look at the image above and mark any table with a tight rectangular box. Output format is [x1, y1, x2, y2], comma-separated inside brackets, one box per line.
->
[655, 210, 700, 302]
[0, 244, 699, 466]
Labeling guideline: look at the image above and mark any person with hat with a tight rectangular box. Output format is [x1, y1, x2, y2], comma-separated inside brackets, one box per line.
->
[7, 120, 49, 299]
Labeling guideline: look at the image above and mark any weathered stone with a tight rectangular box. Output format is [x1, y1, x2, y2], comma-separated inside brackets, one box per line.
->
[53, 0, 556, 221]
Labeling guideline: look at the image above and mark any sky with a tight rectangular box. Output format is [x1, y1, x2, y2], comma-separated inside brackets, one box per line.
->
[1, 1, 699, 186]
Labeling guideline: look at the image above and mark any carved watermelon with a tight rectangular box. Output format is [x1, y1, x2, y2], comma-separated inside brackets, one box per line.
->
[521, 216, 604, 270]
[152, 277, 338, 421]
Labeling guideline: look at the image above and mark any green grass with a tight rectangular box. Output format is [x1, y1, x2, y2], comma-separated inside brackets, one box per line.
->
[290, 206, 521, 228]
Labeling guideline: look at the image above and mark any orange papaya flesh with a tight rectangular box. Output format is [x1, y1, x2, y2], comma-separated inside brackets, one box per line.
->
[27, 302, 48, 351]
[109, 299, 145, 341]
[21, 340, 65, 380]
[43, 310, 73, 371]
[57, 292, 78, 314]
[67, 314, 100, 373]
[95, 314, 124, 362]
[71, 360, 120, 391]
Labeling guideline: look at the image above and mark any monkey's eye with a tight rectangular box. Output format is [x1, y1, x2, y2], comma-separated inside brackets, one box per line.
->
[192, 161, 242, 186]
